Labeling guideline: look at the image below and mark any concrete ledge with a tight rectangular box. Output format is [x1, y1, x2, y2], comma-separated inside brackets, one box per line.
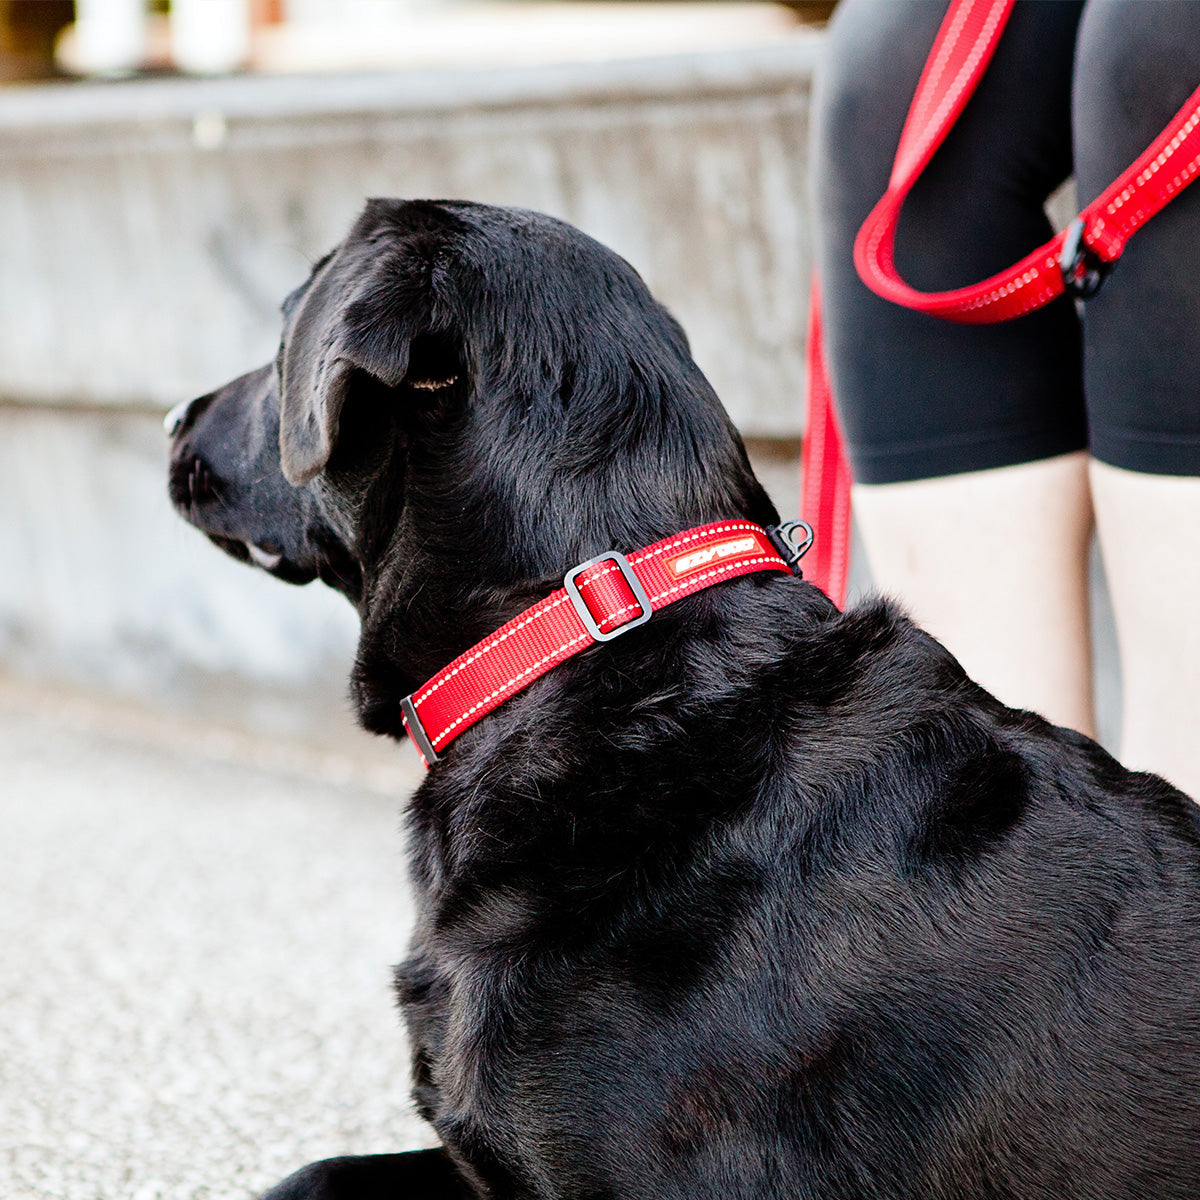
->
[0, 40, 817, 435]
[0, 40, 821, 728]
[0, 39, 822, 136]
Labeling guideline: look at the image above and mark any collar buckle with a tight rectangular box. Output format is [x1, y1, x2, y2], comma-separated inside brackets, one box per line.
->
[400, 695, 440, 766]
[564, 550, 653, 642]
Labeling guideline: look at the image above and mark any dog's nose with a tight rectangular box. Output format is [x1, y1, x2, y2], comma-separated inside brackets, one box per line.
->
[163, 398, 192, 438]
[164, 391, 218, 439]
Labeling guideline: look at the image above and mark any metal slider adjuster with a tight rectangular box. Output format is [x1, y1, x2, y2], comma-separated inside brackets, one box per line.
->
[400, 695, 440, 765]
[766, 520, 814, 577]
[563, 551, 653, 642]
[1059, 217, 1113, 300]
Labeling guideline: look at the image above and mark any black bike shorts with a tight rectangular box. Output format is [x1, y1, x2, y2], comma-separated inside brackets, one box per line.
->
[812, 0, 1200, 483]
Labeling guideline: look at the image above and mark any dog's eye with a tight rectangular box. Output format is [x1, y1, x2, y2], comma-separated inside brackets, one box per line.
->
[406, 376, 458, 392]
[403, 332, 463, 396]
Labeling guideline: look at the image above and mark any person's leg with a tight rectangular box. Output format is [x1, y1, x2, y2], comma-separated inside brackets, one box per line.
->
[811, 0, 1095, 731]
[1089, 463, 1200, 797]
[853, 453, 1096, 735]
[1074, 0, 1200, 796]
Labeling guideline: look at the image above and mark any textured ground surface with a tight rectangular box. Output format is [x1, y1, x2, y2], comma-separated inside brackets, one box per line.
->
[0, 682, 436, 1200]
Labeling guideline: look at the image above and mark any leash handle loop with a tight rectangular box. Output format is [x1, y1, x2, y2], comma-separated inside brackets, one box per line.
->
[852, 0, 1200, 322]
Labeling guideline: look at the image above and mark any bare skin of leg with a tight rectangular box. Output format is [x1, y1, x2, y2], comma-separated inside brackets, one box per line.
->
[851, 451, 1097, 737]
[1090, 459, 1200, 801]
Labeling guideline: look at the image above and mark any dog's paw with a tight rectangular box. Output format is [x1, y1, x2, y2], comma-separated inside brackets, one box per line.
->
[256, 1150, 464, 1199]
[257, 1157, 350, 1200]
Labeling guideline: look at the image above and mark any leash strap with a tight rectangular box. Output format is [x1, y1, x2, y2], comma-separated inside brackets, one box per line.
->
[803, 0, 1200, 608]
[800, 276, 852, 607]
[401, 520, 802, 767]
[853, 0, 1200, 319]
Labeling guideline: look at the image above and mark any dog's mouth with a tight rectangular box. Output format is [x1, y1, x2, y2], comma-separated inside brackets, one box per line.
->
[202, 531, 361, 600]
[204, 534, 321, 586]
[167, 468, 317, 585]
[168, 452, 363, 599]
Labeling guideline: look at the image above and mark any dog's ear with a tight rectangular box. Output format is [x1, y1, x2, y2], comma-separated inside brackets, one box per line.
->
[278, 262, 419, 486]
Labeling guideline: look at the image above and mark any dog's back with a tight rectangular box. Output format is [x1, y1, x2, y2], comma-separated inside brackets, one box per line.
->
[401, 582, 1200, 1199]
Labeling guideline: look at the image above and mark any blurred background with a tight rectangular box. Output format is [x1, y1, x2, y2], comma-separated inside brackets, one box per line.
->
[0, 4, 1119, 1199]
[0, 3, 839, 1198]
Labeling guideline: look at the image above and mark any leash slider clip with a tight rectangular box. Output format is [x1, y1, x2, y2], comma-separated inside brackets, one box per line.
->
[1059, 217, 1113, 300]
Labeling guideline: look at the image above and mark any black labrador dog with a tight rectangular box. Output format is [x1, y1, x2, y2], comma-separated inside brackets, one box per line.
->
[167, 199, 1200, 1199]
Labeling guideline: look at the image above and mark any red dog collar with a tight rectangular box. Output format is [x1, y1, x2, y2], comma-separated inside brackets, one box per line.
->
[400, 519, 812, 767]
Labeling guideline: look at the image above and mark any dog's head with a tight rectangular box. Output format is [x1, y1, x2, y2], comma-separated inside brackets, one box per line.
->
[168, 199, 777, 737]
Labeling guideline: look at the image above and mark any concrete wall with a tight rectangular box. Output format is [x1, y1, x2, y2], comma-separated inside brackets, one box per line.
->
[0, 42, 819, 430]
[0, 40, 824, 748]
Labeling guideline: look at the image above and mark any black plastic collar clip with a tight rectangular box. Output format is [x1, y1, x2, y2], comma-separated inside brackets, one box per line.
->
[401, 695, 439, 766]
[766, 521, 814, 578]
[1060, 218, 1113, 300]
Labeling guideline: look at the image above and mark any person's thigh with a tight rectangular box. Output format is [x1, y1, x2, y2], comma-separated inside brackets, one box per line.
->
[852, 452, 1097, 735]
[812, 0, 1086, 484]
[1073, 0, 1200, 477]
[1090, 460, 1200, 798]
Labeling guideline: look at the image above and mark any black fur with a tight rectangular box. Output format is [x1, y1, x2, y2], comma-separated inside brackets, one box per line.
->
[168, 199, 1200, 1199]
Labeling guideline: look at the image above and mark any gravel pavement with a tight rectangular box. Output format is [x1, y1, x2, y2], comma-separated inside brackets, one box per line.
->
[0, 682, 438, 1200]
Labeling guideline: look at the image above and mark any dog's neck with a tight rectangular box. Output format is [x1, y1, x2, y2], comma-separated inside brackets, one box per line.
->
[396, 521, 807, 767]
[351, 416, 782, 732]
[351, 504, 787, 741]
[394, 571, 855, 917]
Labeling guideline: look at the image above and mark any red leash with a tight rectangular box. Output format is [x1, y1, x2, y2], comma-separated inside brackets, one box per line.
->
[804, 0, 1200, 603]
[800, 277, 852, 609]
[401, 520, 811, 767]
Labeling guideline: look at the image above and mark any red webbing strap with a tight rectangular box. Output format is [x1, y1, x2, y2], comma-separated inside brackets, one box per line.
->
[800, 276, 851, 608]
[853, 0, 1200, 321]
[401, 521, 791, 767]
[803, 0, 1200, 607]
